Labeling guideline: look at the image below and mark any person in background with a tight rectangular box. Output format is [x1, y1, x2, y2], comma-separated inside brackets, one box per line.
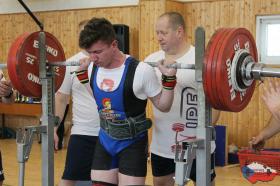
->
[56, 104, 70, 150]
[0, 72, 14, 103]
[54, 20, 100, 186]
[0, 70, 15, 186]
[250, 79, 280, 150]
[144, 12, 220, 186]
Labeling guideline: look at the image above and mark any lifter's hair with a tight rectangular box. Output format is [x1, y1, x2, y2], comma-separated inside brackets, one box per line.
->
[79, 17, 116, 49]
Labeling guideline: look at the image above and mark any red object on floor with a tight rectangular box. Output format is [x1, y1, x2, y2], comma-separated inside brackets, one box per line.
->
[238, 149, 280, 184]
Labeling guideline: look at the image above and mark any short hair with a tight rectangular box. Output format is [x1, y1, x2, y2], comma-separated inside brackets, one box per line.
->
[159, 12, 186, 31]
[79, 17, 116, 49]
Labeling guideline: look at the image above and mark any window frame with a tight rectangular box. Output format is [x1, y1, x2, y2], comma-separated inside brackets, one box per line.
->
[256, 15, 280, 64]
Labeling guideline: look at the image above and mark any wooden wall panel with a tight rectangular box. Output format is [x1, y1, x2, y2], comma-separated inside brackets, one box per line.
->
[0, 6, 139, 62]
[166, 1, 185, 16]
[139, 0, 166, 60]
[184, 0, 280, 148]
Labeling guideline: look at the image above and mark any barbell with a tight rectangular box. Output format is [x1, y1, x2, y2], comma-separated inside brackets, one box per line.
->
[2, 28, 280, 112]
[0, 61, 195, 69]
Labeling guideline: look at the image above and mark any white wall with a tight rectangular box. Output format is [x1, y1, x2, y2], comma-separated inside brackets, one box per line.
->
[0, 0, 139, 14]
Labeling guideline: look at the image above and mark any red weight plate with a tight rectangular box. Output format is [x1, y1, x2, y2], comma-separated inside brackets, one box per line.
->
[210, 33, 231, 109]
[203, 28, 229, 109]
[211, 28, 236, 110]
[7, 31, 66, 98]
[203, 29, 224, 107]
[7, 33, 32, 96]
[214, 28, 239, 111]
[203, 29, 220, 107]
[215, 28, 258, 112]
[218, 28, 258, 111]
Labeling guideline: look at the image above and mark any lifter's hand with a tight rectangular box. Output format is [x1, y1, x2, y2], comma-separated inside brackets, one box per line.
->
[78, 57, 91, 71]
[157, 59, 177, 77]
[0, 73, 13, 97]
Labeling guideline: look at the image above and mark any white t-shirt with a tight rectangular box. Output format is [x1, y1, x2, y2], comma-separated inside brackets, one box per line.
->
[58, 51, 100, 136]
[145, 46, 215, 159]
[96, 56, 161, 99]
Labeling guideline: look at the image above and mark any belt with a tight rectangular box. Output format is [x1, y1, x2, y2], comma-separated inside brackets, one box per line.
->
[100, 113, 152, 140]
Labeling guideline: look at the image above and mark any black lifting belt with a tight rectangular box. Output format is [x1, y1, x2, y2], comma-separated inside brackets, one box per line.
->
[100, 113, 152, 140]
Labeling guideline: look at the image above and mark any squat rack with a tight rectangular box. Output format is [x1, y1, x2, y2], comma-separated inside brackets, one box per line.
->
[174, 27, 213, 186]
[16, 1, 56, 186]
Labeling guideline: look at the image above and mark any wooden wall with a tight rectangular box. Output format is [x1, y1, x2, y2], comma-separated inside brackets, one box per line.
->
[0, 6, 140, 62]
[1, 0, 280, 148]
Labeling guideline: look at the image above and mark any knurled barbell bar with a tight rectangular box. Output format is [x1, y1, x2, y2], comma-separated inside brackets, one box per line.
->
[2, 28, 280, 112]
[0, 61, 195, 69]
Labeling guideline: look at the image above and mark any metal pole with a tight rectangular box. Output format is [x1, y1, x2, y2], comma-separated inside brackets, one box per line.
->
[39, 32, 54, 186]
[195, 27, 212, 186]
[17, 0, 44, 30]
[17, 143, 25, 186]
[256, 67, 280, 78]
[18, 162, 25, 186]
[144, 62, 195, 69]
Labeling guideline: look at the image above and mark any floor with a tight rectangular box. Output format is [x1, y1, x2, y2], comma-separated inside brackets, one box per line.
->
[0, 139, 279, 186]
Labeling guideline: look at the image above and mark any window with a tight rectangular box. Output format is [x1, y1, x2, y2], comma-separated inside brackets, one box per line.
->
[256, 15, 280, 64]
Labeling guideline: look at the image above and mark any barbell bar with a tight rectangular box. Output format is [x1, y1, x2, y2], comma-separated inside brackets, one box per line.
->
[0, 61, 196, 69]
[3, 28, 280, 112]
[249, 63, 280, 79]
[43, 61, 196, 69]
[2, 60, 279, 78]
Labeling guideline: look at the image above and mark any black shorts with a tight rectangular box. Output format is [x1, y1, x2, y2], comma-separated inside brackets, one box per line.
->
[0, 151, 4, 181]
[92, 133, 148, 177]
[151, 153, 216, 182]
[62, 135, 98, 181]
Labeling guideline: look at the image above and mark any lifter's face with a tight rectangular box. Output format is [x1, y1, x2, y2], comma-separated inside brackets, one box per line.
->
[156, 16, 180, 54]
[86, 40, 118, 68]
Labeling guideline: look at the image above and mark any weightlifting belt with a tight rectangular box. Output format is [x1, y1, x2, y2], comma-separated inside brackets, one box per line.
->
[100, 113, 152, 140]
